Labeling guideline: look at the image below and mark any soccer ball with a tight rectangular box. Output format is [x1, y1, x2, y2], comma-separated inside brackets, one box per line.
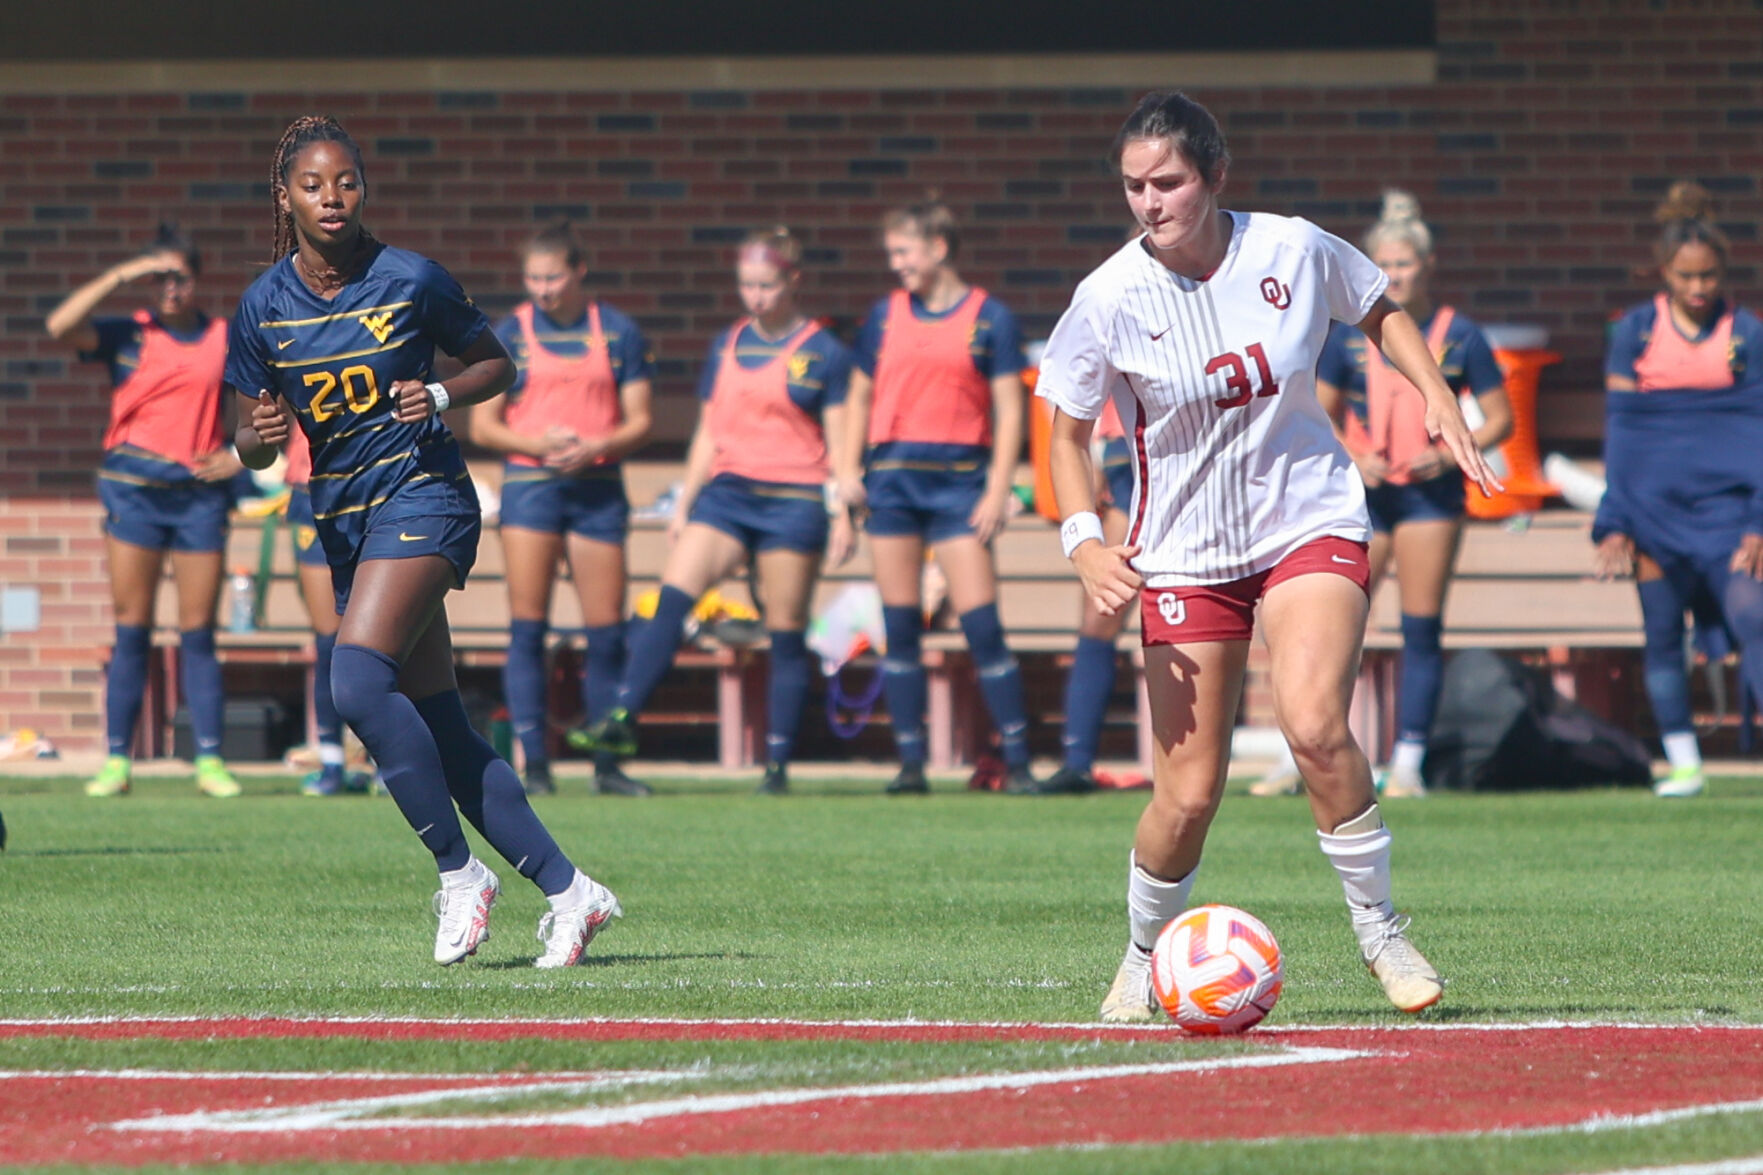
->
[1150, 904, 1283, 1034]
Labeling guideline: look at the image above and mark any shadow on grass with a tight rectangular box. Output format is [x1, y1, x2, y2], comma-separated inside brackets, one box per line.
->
[476, 951, 760, 971]
[8, 845, 233, 859]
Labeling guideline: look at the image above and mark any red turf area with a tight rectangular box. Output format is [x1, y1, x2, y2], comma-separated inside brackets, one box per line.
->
[1, 1019, 1757, 1164]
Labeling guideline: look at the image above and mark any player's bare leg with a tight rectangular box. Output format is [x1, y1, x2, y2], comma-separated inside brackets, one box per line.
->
[1261, 572, 1441, 1013]
[1101, 639, 1247, 1022]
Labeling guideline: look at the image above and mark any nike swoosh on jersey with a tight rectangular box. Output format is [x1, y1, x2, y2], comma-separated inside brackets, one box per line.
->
[399, 532, 430, 542]
[1331, 554, 1356, 565]
[1149, 325, 1173, 341]
[278, 338, 296, 349]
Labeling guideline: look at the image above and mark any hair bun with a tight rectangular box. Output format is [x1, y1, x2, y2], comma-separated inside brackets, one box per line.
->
[1378, 189, 1423, 226]
[1655, 180, 1715, 224]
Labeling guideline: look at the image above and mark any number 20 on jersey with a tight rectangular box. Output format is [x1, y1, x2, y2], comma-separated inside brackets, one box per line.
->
[304, 364, 381, 422]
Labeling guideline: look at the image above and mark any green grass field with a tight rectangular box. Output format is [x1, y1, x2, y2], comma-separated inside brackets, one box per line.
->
[3, 767, 1762, 1172]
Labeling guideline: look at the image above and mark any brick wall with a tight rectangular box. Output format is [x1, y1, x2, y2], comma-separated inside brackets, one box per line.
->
[3, 0, 1761, 750]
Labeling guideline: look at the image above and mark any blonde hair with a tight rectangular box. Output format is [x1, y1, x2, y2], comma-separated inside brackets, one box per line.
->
[1653, 180, 1729, 269]
[738, 225, 802, 273]
[1363, 189, 1433, 260]
[882, 200, 960, 261]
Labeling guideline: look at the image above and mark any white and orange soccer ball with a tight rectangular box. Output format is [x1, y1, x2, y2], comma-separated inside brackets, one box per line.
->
[1150, 904, 1283, 1034]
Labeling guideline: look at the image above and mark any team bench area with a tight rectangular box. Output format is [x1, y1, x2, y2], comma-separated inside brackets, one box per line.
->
[132, 463, 1680, 771]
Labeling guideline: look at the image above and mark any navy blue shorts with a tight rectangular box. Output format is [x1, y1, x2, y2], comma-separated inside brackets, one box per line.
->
[864, 462, 988, 544]
[688, 475, 827, 554]
[98, 473, 231, 553]
[1364, 475, 1465, 534]
[286, 486, 327, 568]
[1101, 438, 1135, 514]
[498, 469, 629, 545]
[330, 509, 480, 615]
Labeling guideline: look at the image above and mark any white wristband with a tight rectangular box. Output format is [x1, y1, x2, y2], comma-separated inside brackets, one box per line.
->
[425, 382, 451, 413]
[1060, 511, 1104, 558]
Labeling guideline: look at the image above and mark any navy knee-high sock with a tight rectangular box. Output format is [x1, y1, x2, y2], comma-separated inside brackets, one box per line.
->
[766, 629, 811, 766]
[106, 623, 152, 756]
[179, 627, 224, 758]
[959, 604, 1029, 768]
[881, 604, 927, 765]
[413, 689, 575, 896]
[1396, 614, 1445, 745]
[1638, 578, 1693, 735]
[504, 619, 550, 769]
[581, 622, 627, 724]
[1062, 635, 1117, 772]
[312, 631, 342, 749]
[1721, 569, 1763, 724]
[330, 644, 469, 872]
[615, 585, 694, 716]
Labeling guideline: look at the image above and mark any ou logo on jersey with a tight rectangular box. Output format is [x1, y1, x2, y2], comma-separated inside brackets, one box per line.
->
[1156, 592, 1186, 626]
[1260, 277, 1292, 310]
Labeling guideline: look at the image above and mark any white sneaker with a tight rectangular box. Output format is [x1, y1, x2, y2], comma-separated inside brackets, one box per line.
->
[1653, 765, 1705, 798]
[1099, 942, 1158, 1023]
[1362, 914, 1442, 1013]
[1379, 764, 1428, 799]
[432, 858, 499, 965]
[535, 873, 622, 968]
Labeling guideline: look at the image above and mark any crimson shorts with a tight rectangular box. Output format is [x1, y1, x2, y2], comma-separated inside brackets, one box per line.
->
[1140, 535, 1371, 645]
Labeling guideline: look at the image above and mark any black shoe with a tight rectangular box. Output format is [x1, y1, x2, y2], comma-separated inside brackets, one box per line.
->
[1, 808, 6, 851]
[523, 763, 555, 797]
[594, 764, 653, 797]
[885, 763, 928, 794]
[566, 707, 637, 757]
[755, 762, 789, 795]
[1035, 766, 1100, 795]
[1003, 765, 1048, 794]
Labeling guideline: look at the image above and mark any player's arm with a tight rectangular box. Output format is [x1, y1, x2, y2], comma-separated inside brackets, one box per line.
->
[820, 399, 858, 567]
[837, 367, 872, 510]
[234, 387, 290, 471]
[668, 403, 720, 545]
[470, 391, 553, 459]
[392, 331, 515, 423]
[594, 377, 654, 462]
[969, 370, 1024, 544]
[1050, 406, 1141, 617]
[1358, 296, 1501, 495]
[45, 250, 185, 351]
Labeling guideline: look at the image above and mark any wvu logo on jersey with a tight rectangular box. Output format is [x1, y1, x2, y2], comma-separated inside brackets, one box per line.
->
[787, 352, 812, 382]
[358, 311, 396, 344]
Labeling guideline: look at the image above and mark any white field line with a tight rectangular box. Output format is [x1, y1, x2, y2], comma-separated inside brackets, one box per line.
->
[2, 1014, 1760, 1033]
[1578, 1158, 1763, 1175]
[0, 1068, 634, 1082]
[104, 1046, 1371, 1134]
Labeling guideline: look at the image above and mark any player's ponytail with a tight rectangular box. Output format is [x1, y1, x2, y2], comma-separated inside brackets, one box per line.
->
[738, 225, 801, 274]
[1652, 180, 1729, 271]
[147, 220, 201, 275]
[1363, 189, 1433, 260]
[882, 201, 961, 261]
[522, 220, 585, 268]
[1109, 91, 1230, 186]
[269, 114, 371, 262]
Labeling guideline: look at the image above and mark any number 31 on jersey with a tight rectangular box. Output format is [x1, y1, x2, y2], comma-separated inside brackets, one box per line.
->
[1206, 342, 1279, 410]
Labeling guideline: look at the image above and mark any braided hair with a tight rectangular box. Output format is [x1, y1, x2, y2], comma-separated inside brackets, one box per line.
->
[270, 114, 371, 262]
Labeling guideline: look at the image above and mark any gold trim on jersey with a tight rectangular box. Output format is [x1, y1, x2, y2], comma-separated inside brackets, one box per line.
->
[269, 335, 414, 369]
[259, 301, 413, 330]
[308, 436, 447, 479]
[309, 468, 472, 519]
[867, 457, 986, 473]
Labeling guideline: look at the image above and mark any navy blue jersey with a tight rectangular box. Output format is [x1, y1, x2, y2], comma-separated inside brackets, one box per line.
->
[1319, 308, 1506, 426]
[695, 320, 853, 413]
[81, 312, 216, 389]
[493, 301, 656, 396]
[226, 243, 489, 564]
[852, 292, 1024, 380]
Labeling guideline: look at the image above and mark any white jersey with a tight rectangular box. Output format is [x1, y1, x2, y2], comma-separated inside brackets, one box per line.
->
[1037, 211, 1387, 587]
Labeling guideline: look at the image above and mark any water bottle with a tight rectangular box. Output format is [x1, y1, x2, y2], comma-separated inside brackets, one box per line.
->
[228, 568, 255, 633]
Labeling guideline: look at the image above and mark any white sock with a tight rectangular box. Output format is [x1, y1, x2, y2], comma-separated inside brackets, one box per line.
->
[439, 857, 483, 888]
[1267, 740, 1299, 776]
[1127, 852, 1196, 953]
[318, 742, 345, 767]
[548, 869, 591, 912]
[1661, 731, 1701, 772]
[1389, 739, 1425, 775]
[1317, 806, 1396, 953]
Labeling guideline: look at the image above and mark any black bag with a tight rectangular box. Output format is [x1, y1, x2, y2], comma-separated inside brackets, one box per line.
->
[1423, 649, 1652, 791]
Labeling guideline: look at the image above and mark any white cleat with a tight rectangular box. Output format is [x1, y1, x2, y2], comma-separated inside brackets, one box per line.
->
[432, 858, 499, 966]
[1379, 765, 1428, 799]
[1363, 915, 1442, 1013]
[535, 873, 622, 968]
[1653, 766, 1705, 798]
[1099, 942, 1159, 1023]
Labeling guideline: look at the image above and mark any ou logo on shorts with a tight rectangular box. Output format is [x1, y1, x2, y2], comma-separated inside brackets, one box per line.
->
[1157, 592, 1186, 626]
